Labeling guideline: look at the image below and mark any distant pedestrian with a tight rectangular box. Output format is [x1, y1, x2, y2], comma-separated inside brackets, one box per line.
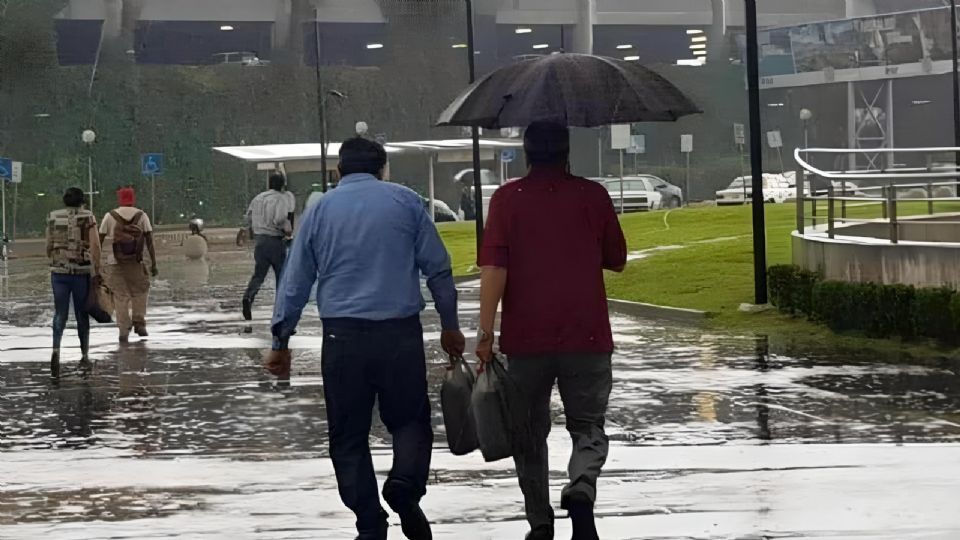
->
[47, 187, 103, 377]
[475, 122, 627, 540]
[266, 137, 465, 540]
[241, 173, 294, 321]
[100, 187, 158, 344]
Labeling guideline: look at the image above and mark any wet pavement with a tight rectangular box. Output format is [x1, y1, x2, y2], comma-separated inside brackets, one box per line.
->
[2, 252, 960, 539]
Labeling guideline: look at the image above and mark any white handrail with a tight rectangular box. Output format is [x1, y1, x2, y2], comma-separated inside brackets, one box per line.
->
[794, 148, 960, 180]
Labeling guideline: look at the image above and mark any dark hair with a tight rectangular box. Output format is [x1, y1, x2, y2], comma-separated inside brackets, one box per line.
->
[339, 137, 388, 176]
[524, 121, 570, 167]
[269, 173, 286, 191]
[63, 187, 85, 208]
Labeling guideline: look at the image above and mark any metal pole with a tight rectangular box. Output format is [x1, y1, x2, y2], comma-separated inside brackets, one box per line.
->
[619, 150, 624, 214]
[827, 185, 835, 239]
[948, 0, 960, 212]
[598, 130, 603, 176]
[428, 155, 436, 221]
[888, 184, 898, 244]
[466, 0, 484, 246]
[151, 175, 156, 221]
[315, 9, 329, 192]
[745, 0, 768, 305]
[740, 143, 748, 202]
[12, 181, 17, 243]
[1, 181, 6, 240]
[88, 155, 94, 214]
[685, 152, 691, 206]
[795, 164, 804, 234]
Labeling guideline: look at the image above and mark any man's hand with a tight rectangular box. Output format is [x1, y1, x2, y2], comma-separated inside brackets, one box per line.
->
[264, 349, 292, 378]
[150, 265, 159, 278]
[441, 329, 466, 357]
[475, 330, 495, 365]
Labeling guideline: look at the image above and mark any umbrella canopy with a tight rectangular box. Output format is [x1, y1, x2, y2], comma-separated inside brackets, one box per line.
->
[437, 53, 701, 129]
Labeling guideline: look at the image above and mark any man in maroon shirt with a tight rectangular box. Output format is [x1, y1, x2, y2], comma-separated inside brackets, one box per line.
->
[476, 122, 627, 540]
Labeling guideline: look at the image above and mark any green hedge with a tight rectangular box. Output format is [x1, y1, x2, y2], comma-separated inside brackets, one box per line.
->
[769, 265, 959, 345]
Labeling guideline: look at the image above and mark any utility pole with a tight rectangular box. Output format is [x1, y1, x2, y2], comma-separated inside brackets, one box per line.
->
[466, 0, 484, 248]
[951, 0, 960, 172]
[315, 9, 329, 192]
[745, 0, 768, 305]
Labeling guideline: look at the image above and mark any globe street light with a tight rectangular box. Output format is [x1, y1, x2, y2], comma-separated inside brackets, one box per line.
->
[799, 108, 813, 149]
[81, 129, 96, 213]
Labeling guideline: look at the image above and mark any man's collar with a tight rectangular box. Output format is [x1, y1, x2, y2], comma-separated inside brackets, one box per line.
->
[339, 173, 378, 185]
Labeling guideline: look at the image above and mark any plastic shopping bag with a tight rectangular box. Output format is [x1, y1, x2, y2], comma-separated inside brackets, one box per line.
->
[441, 355, 479, 456]
[471, 355, 516, 462]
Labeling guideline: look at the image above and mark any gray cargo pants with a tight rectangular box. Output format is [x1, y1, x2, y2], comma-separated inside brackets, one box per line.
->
[507, 353, 613, 531]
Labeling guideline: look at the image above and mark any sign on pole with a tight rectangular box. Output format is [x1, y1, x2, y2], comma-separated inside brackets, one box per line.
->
[626, 134, 646, 155]
[611, 124, 631, 150]
[141, 153, 164, 176]
[681, 134, 694, 153]
[11, 162, 22, 184]
[734, 123, 746, 146]
[500, 148, 517, 163]
[766, 130, 783, 149]
[141, 153, 163, 221]
[0, 158, 12, 182]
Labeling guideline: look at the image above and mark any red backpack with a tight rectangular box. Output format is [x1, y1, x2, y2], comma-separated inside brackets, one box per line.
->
[110, 210, 146, 263]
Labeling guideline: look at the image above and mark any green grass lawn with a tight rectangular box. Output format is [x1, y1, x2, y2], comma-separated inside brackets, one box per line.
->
[438, 202, 960, 360]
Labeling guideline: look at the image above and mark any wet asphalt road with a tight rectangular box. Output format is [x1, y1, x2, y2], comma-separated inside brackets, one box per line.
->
[1, 252, 959, 539]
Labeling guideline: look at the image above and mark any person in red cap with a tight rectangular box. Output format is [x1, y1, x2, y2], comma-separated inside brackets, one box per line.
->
[99, 186, 158, 343]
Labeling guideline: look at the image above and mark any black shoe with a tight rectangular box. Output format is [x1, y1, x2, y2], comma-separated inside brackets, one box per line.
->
[50, 351, 60, 379]
[383, 483, 432, 540]
[526, 525, 554, 540]
[242, 298, 252, 321]
[78, 356, 92, 371]
[355, 514, 388, 540]
[564, 492, 598, 540]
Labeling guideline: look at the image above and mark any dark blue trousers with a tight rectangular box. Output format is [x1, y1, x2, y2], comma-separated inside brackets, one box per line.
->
[51, 273, 90, 354]
[321, 315, 433, 536]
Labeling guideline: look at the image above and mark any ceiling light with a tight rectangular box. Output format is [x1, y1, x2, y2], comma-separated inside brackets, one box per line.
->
[623, 56, 640, 61]
[366, 43, 384, 49]
[452, 43, 468, 49]
[690, 44, 706, 50]
[687, 29, 704, 35]
[676, 58, 705, 67]
[693, 50, 707, 56]
[220, 25, 234, 31]
[691, 36, 707, 43]
[532, 44, 549, 50]
[616, 44, 633, 50]
[516, 28, 533, 34]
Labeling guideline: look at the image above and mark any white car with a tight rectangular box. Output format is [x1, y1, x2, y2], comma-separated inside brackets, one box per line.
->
[716, 174, 793, 205]
[598, 178, 663, 212]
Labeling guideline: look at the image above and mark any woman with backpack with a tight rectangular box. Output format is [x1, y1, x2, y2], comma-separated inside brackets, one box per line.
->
[46, 187, 103, 377]
[99, 187, 158, 343]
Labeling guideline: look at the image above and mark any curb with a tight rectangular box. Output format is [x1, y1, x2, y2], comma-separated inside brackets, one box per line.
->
[606, 298, 708, 326]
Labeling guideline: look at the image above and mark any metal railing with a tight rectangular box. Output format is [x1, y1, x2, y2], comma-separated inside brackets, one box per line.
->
[794, 148, 960, 244]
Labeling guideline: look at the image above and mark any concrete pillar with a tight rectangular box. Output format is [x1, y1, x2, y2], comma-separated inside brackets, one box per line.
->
[103, 0, 122, 39]
[845, 0, 876, 18]
[274, 0, 292, 48]
[571, 0, 595, 54]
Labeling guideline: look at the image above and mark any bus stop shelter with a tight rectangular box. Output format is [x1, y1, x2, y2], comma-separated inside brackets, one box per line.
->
[213, 138, 522, 219]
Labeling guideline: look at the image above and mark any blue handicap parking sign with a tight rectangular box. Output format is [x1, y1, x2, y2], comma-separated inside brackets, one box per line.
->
[501, 148, 517, 163]
[0, 158, 12, 181]
[141, 153, 164, 176]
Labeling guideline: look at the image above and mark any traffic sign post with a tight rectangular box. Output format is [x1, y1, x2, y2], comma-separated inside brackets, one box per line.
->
[141, 153, 164, 220]
[500, 148, 517, 185]
[767, 130, 785, 173]
[0, 158, 11, 240]
[681, 135, 693, 205]
[735, 124, 747, 200]
[11, 162, 21, 244]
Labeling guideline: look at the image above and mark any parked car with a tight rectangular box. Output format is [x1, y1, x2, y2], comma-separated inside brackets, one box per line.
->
[597, 178, 663, 212]
[455, 168, 500, 220]
[213, 51, 269, 66]
[716, 174, 793, 205]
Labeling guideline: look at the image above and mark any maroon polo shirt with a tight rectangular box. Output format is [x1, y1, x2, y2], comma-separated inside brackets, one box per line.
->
[478, 167, 628, 356]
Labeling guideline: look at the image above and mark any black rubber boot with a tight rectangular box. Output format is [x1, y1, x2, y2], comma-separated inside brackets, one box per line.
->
[50, 350, 60, 379]
[564, 492, 599, 540]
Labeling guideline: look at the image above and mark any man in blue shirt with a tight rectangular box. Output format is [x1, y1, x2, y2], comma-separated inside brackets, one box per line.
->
[266, 137, 464, 540]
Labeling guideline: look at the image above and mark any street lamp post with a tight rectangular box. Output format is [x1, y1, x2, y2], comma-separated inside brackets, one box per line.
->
[465, 0, 484, 249]
[799, 108, 813, 150]
[951, 0, 960, 178]
[745, 0, 768, 305]
[81, 129, 96, 213]
[314, 9, 329, 192]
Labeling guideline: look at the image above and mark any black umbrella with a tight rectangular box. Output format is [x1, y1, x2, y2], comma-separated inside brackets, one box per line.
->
[438, 53, 701, 129]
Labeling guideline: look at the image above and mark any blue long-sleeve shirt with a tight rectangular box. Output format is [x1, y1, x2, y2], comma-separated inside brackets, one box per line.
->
[271, 173, 459, 345]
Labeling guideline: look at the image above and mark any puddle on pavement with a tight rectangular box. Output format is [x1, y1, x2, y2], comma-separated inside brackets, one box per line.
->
[2, 252, 960, 535]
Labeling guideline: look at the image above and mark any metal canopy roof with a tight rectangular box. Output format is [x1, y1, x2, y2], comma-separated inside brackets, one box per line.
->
[213, 139, 521, 164]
